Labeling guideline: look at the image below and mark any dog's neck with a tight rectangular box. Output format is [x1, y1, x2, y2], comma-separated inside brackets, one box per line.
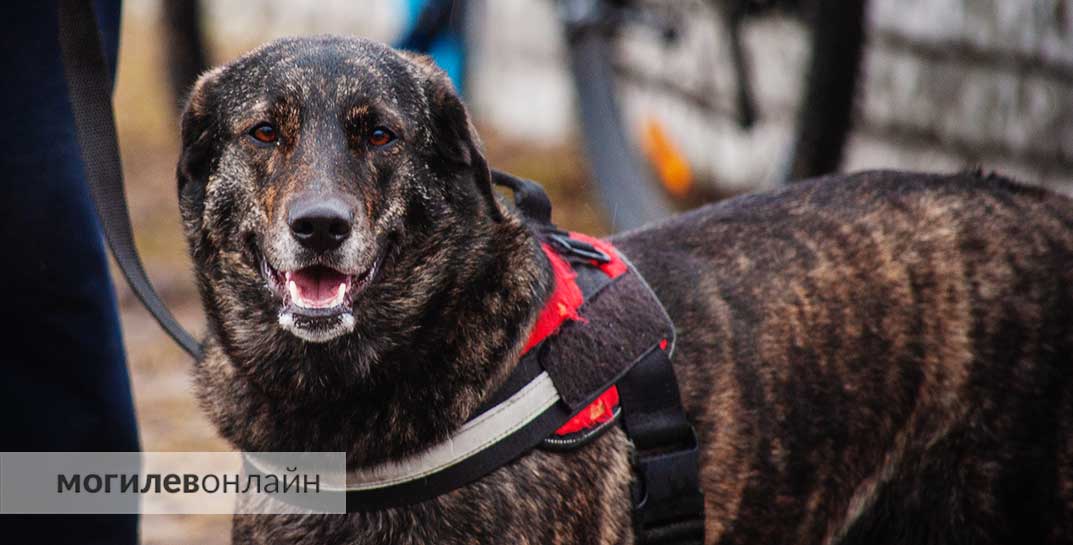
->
[195, 211, 553, 468]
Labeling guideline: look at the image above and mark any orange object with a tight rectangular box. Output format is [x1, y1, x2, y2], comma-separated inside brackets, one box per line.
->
[641, 117, 693, 197]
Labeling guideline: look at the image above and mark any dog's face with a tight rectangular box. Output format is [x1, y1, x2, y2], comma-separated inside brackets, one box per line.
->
[178, 37, 513, 396]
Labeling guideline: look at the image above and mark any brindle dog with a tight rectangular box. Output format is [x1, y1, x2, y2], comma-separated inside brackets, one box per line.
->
[179, 36, 1073, 544]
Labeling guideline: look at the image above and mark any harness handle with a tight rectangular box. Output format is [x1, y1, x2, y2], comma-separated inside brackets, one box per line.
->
[491, 170, 553, 226]
[490, 171, 611, 263]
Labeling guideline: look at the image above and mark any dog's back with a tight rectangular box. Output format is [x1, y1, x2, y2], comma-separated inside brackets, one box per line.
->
[615, 170, 1073, 544]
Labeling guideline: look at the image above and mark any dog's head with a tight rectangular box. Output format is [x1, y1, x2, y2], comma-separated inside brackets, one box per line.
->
[178, 37, 538, 402]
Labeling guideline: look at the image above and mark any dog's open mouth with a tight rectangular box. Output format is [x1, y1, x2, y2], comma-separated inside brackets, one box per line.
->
[258, 250, 385, 342]
[284, 266, 355, 310]
[262, 257, 383, 315]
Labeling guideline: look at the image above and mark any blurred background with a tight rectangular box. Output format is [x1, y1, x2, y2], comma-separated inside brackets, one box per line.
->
[110, 0, 1072, 542]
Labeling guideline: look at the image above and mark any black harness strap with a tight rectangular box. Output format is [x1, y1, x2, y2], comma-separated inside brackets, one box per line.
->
[344, 389, 575, 510]
[619, 347, 706, 544]
[56, 0, 203, 360]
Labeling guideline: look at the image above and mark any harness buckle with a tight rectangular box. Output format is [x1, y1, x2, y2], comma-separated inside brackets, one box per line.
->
[547, 232, 611, 264]
[632, 438, 706, 545]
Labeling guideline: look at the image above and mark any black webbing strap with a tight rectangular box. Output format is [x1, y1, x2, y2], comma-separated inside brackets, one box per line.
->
[345, 392, 576, 511]
[56, 0, 202, 360]
[618, 346, 706, 544]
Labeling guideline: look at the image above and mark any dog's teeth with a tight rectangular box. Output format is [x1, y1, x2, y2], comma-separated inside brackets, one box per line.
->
[288, 280, 300, 304]
[324, 283, 344, 307]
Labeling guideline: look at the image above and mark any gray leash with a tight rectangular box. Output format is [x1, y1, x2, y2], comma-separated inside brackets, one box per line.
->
[56, 0, 202, 360]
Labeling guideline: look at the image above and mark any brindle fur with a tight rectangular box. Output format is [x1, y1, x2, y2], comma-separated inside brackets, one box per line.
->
[179, 36, 1073, 544]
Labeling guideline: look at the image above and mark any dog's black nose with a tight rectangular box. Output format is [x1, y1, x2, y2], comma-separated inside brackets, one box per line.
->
[287, 197, 353, 253]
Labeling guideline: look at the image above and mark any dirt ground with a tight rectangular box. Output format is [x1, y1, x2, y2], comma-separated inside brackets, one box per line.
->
[110, 8, 608, 544]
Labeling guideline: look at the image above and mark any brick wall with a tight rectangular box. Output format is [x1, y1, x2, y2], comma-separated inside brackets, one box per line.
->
[468, 0, 1073, 194]
[854, 0, 1073, 193]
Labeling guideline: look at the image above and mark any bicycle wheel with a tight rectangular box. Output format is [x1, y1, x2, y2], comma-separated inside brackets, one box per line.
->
[563, 0, 867, 227]
[563, 8, 674, 232]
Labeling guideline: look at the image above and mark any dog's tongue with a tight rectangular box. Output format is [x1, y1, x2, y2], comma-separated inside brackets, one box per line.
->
[285, 266, 349, 308]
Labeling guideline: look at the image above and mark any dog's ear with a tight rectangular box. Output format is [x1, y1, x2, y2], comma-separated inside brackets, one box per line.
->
[406, 53, 503, 222]
[176, 67, 224, 229]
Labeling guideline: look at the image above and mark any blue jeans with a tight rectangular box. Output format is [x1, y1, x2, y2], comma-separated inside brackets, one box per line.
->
[0, 2, 139, 543]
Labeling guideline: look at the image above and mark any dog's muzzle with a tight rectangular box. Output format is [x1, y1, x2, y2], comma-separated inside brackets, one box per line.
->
[259, 249, 385, 343]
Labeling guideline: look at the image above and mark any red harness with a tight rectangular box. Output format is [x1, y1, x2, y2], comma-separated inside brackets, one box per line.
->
[520, 233, 628, 437]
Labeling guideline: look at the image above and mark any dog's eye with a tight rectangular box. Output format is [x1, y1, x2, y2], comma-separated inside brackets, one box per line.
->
[249, 123, 278, 144]
[368, 127, 395, 147]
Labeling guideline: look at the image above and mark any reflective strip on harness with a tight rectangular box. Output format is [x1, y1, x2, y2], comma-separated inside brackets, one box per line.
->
[342, 372, 560, 491]
[244, 372, 561, 495]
